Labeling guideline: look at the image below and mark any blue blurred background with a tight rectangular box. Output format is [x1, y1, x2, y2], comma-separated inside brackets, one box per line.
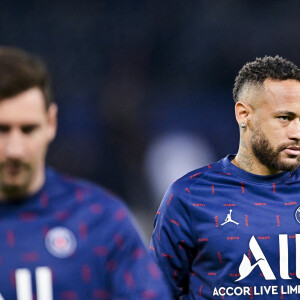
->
[2, 0, 300, 239]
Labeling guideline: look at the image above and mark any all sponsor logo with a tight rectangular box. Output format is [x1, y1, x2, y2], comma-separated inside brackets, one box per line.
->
[213, 234, 300, 297]
[236, 234, 300, 281]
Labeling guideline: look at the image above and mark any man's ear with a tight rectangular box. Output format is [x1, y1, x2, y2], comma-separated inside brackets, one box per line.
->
[235, 101, 252, 128]
[46, 103, 58, 142]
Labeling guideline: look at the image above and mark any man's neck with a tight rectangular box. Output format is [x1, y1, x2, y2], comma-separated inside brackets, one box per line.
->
[232, 150, 281, 176]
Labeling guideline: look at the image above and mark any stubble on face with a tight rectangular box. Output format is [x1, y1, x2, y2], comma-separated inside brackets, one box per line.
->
[0, 159, 33, 199]
[251, 126, 300, 172]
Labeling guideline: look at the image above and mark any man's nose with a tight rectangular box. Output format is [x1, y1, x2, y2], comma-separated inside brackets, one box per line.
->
[5, 130, 25, 159]
[288, 119, 300, 141]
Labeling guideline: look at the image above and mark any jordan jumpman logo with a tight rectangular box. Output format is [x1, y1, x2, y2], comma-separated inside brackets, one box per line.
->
[221, 209, 239, 226]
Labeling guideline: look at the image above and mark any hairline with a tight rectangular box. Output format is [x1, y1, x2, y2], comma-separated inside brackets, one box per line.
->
[235, 78, 300, 104]
[0, 86, 51, 111]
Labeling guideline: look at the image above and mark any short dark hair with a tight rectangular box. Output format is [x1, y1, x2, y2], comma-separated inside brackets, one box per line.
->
[0, 47, 52, 109]
[233, 55, 300, 103]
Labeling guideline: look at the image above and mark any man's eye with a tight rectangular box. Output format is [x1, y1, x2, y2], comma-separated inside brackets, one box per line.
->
[0, 125, 10, 133]
[21, 126, 37, 134]
[278, 116, 289, 121]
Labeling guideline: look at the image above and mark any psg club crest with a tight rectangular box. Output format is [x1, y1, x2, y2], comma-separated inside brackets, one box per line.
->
[45, 227, 77, 258]
[295, 206, 300, 224]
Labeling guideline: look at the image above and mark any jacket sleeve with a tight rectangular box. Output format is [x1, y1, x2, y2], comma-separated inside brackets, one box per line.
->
[150, 180, 195, 299]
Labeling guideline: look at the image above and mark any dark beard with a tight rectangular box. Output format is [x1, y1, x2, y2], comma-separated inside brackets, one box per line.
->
[251, 128, 300, 172]
[0, 160, 32, 200]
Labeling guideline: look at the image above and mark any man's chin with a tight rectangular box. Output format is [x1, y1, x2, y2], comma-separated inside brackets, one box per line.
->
[1, 184, 29, 200]
[275, 156, 300, 172]
[0, 177, 31, 199]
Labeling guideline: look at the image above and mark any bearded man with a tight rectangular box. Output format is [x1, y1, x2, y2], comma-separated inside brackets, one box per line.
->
[151, 56, 300, 299]
[0, 47, 171, 300]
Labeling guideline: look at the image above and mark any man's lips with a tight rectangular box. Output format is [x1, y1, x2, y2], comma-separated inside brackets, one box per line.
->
[283, 147, 300, 156]
[2, 163, 27, 175]
[4, 165, 23, 175]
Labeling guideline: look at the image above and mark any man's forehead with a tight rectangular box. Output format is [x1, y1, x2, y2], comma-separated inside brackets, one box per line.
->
[0, 88, 48, 123]
[242, 79, 300, 108]
[0, 88, 46, 110]
[252, 78, 300, 111]
[263, 78, 300, 92]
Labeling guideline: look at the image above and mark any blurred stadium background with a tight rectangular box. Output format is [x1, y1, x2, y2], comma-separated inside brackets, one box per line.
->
[2, 0, 300, 240]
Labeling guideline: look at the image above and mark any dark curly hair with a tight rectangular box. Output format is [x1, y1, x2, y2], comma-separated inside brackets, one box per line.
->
[0, 47, 52, 109]
[233, 56, 300, 103]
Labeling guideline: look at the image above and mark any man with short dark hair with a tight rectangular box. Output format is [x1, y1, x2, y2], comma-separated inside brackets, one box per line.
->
[151, 56, 300, 299]
[0, 47, 170, 300]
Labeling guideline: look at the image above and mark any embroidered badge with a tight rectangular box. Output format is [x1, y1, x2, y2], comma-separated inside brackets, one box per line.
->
[45, 227, 77, 258]
[295, 206, 300, 224]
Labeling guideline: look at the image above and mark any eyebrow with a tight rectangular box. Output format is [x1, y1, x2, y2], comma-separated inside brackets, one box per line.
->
[273, 111, 297, 117]
[0, 123, 41, 129]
